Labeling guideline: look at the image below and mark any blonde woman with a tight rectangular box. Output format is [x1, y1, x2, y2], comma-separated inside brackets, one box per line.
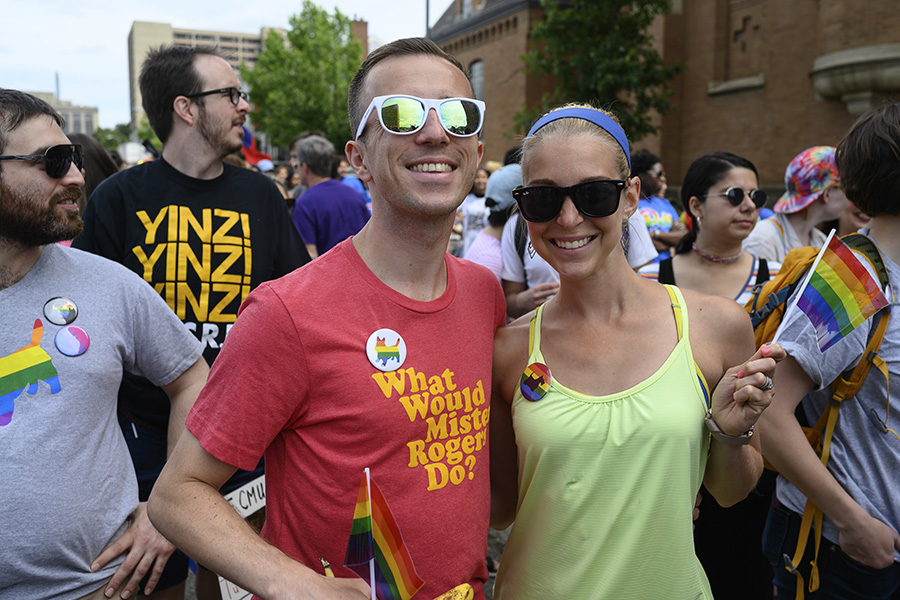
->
[490, 104, 784, 599]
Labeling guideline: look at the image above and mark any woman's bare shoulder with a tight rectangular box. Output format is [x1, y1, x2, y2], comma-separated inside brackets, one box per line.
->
[680, 287, 755, 364]
[494, 315, 531, 364]
[493, 314, 532, 397]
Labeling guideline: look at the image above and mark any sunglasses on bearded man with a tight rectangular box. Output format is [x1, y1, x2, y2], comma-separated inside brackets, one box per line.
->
[0, 144, 84, 179]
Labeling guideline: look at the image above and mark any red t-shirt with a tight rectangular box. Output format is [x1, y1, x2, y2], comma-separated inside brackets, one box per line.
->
[187, 239, 506, 599]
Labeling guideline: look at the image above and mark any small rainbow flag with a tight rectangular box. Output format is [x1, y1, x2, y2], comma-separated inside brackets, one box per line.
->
[788, 233, 889, 351]
[344, 469, 424, 600]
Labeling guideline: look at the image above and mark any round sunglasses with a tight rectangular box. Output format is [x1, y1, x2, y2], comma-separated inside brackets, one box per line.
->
[511, 179, 627, 223]
[355, 95, 485, 140]
[705, 186, 767, 208]
[0, 144, 84, 179]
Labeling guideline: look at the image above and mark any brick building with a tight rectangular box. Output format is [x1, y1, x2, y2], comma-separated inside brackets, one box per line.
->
[430, 0, 900, 192]
[430, 0, 555, 165]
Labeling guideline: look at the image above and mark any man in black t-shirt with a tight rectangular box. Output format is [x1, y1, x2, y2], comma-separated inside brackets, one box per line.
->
[73, 45, 309, 599]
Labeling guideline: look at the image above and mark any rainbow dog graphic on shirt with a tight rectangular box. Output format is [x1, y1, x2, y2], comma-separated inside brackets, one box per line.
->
[0, 319, 60, 426]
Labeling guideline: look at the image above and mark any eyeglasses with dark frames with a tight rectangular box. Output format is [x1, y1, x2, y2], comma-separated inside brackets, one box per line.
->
[705, 186, 767, 208]
[184, 87, 249, 106]
[0, 144, 84, 178]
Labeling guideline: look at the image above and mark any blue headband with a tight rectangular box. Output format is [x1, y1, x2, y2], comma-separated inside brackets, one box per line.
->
[526, 107, 631, 169]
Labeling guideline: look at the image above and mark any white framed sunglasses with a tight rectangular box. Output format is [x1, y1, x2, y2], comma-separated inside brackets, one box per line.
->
[355, 94, 486, 140]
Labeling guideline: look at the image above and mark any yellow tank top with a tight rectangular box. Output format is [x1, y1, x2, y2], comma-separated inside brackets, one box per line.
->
[495, 285, 714, 600]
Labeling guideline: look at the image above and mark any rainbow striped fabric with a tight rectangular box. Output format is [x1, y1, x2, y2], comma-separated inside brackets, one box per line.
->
[796, 235, 889, 351]
[344, 471, 424, 600]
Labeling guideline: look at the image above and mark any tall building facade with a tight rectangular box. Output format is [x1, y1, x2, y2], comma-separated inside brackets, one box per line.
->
[430, 0, 900, 190]
[128, 21, 280, 133]
[29, 92, 99, 135]
[431, 0, 554, 164]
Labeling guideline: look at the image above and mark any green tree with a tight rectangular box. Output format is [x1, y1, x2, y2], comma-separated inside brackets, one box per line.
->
[516, 0, 682, 141]
[92, 122, 132, 151]
[136, 114, 162, 155]
[241, 0, 363, 150]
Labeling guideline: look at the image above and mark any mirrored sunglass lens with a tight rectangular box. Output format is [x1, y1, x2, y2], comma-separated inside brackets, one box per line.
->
[381, 97, 425, 133]
[439, 100, 480, 135]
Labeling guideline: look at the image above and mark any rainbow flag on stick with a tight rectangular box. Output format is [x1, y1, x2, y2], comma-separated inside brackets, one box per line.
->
[344, 469, 425, 600]
[774, 231, 889, 352]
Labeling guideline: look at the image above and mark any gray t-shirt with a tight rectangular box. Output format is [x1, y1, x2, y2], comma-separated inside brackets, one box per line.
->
[776, 243, 900, 561]
[0, 243, 202, 598]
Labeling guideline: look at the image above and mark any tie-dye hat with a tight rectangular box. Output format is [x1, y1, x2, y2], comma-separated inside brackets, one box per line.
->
[774, 146, 840, 214]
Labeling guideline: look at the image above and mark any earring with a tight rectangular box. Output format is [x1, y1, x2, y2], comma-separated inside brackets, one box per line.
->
[620, 220, 630, 254]
[527, 241, 536, 259]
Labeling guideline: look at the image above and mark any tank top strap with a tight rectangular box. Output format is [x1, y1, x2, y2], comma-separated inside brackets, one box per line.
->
[663, 284, 711, 410]
[663, 284, 684, 341]
[527, 305, 544, 357]
[527, 287, 710, 408]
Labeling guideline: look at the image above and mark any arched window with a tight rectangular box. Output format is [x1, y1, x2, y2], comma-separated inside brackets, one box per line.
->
[469, 60, 484, 101]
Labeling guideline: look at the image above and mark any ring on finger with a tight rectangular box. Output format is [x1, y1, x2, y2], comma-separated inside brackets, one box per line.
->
[758, 375, 774, 391]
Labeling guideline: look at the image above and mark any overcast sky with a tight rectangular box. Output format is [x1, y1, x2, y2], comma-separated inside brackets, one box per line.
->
[1, 0, 447, 128]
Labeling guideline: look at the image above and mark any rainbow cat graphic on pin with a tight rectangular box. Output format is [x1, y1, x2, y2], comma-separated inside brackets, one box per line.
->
[374, 337, 401, 366]
[0, 319, 60, 426]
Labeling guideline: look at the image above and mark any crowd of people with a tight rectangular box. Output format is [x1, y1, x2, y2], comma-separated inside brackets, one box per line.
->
[1, 34, 898, 600]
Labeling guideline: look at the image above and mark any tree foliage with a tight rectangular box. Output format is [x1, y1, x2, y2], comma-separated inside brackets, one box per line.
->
[136, 114, 162, 154]
[93, 122, 132, 151]
[516, 0, 682, 141]
[241, 0, 363, 150]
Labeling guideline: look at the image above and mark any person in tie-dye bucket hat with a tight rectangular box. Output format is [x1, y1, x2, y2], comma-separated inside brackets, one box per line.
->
[743, 145, 849, 262]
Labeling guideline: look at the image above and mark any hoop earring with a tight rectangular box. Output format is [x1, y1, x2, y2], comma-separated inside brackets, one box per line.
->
[620, 220, 630, 254]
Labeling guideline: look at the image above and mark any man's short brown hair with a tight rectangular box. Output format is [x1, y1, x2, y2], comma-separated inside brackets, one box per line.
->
[139, 45, 226, 144]
[347, 38, 471, 141]
[836, 102, 900, 217]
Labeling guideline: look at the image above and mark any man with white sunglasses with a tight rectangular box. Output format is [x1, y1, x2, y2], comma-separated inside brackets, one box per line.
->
[150, 38, 505, 599]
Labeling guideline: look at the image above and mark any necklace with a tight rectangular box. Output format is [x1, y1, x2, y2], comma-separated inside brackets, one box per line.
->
[692, 242, 742, 264]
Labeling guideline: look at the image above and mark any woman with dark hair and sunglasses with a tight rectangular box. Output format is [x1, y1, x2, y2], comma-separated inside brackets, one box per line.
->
[490, 103, 785, 599]
[639, 152, 781, 305]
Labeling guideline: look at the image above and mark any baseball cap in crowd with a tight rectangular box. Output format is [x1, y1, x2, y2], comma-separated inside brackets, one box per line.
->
[484, 163, 522, 215]
[256, 158, 275, 172]
[774, 146, 840, 214]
